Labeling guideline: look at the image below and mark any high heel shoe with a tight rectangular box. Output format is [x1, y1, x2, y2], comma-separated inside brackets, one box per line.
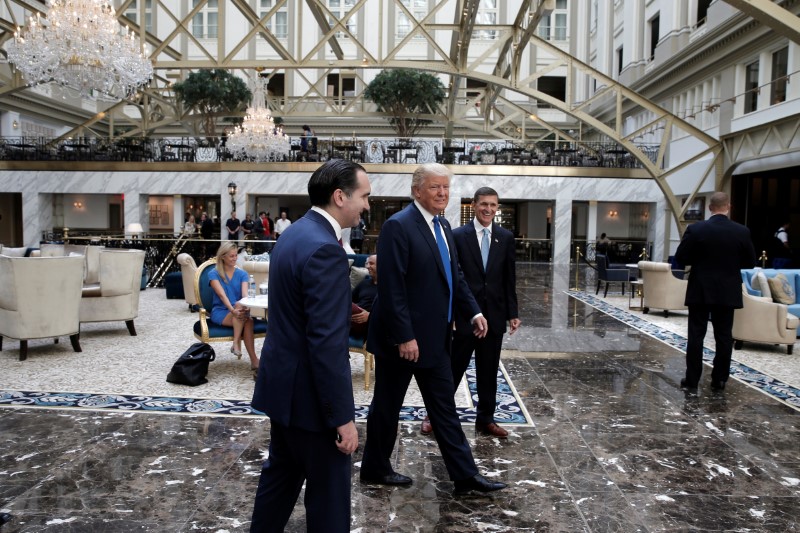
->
[231, 345, 242, 359]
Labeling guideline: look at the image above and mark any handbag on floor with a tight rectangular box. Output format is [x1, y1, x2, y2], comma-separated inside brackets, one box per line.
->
[166, 342, 216, 386]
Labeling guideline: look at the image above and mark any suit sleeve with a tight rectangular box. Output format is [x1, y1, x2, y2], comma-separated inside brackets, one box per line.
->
[302, 242, 355, 428]
[674, 225, 695, 266]
[376, 218, 416, 344]
[503, 232, 519, 320]
[452, 232, 482, 319]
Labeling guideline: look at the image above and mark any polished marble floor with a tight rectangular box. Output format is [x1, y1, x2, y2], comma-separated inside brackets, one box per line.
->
[1, 264, 799, 532]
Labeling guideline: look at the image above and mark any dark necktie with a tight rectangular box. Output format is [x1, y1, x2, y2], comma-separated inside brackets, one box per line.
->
[433, 215, 453, 322]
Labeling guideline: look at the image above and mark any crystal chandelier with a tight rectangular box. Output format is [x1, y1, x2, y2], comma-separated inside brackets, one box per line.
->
[227, 75, 291, 162]
[6, 0, 153, 100]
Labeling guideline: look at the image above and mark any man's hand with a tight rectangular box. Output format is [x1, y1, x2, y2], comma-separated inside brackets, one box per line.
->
[352, 309, 369, 324]
[335, 421, 358, 455]
[508, 318, 521, 335]
[472, 315, 488, 338]
[398, 339, 419, 362]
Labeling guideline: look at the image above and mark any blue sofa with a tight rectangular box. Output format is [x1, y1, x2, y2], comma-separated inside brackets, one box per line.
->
[741, 269, 800, 335]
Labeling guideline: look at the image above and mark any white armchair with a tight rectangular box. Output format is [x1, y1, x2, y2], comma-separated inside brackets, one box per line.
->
[0, 256, 84, 360]
[79, 249, 146, 335]
[176, 253, 199, 311]
[638, 261, 688, 317]
[242, 260, 269, 287]
[733, 285, 798, 354]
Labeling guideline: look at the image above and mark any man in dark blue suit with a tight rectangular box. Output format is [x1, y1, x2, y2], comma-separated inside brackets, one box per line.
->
[250, 159, 371, 532]
[360, 163, 507, 495]
[675, 191, 756, 391]
[450, 187, 520, 438]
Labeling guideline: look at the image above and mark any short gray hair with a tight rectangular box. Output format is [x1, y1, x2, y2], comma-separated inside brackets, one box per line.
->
[410, 163, 451, 198]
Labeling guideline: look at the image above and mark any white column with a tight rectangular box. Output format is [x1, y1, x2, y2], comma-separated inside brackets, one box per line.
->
[587, 201, 598, 244]
[552, 196, 573, 265]
[173, 195, 183, 234]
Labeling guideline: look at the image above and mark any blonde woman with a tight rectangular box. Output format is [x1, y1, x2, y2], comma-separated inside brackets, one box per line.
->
[208, 242, 259, 377]
[183, 214, 197, 236]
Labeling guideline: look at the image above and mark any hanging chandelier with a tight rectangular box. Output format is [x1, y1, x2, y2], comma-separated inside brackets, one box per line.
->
[6, 0, 153, 100]
[227, 74, 291, 162]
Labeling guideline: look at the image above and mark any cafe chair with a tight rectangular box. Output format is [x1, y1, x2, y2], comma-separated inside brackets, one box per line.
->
[733, 284, 798, 354]
[403, 144, 418, 164]
[637, 260, 688, 317]
[0, 255, 84, 361]
[595, 253, 629, 297]
[79, 249, 146, 335]
[177, 253, 199, 311]
[193, 259, 267, 345]
[349, 336, 374, 390]
[242, 259, 269, 287]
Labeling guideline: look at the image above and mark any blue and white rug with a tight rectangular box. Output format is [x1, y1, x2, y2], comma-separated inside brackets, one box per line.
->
[0, 359, 532, 424]
[568, 290, 800, 411]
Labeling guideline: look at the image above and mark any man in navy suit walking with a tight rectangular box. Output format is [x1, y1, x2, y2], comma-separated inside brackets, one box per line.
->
[250, 159, 371, 532]
[450, 187, 520, 438]
[360, 163, 507, 495]
[674, 191, 756, 391]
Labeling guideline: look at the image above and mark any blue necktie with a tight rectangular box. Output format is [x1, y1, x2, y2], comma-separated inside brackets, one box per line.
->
[481, 228, 490, 270]
[433, 216, 453, 322]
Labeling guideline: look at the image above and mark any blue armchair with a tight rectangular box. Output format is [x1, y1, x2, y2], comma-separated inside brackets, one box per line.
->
[596, 254, 630, 297]
[193, 259, 267, 347]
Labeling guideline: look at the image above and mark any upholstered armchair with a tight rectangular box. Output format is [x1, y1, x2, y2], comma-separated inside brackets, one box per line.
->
[595, 253, 629, 297]
[193, 259, 267, 345]
[177, 253, 199, 311]
[79, 249, 146, 335]
[242, 260, 269, 287]
[0, 256, 84, 360]
[733, 285, 798, 354]
[638, 261, 689, 317]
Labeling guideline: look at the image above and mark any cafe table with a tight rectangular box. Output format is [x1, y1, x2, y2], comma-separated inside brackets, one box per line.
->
[239, 295, 268, 320]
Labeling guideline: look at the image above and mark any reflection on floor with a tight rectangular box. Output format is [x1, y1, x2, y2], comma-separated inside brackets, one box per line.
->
[1, 264, 799, 532]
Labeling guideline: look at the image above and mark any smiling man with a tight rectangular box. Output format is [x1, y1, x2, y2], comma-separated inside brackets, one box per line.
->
[450, 187, 520, 437]
[360, 163, 507, 496]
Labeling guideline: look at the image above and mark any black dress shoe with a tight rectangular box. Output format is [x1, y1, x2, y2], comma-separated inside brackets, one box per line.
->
[453, 474, 507, 495]
[710, 380, 726, 391]
[680, 379, 698, 390]
[360, 471, 413, 486]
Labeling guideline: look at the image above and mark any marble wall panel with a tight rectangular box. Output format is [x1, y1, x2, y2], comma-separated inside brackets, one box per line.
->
[2, 169, 668, 260]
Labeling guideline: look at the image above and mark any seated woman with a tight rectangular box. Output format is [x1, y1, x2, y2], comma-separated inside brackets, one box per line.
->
[208, 242, 259, 379]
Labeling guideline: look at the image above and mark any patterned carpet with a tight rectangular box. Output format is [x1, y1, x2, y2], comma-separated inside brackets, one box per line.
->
[0, 288, 531, 424]
[569, 289, 800, 411]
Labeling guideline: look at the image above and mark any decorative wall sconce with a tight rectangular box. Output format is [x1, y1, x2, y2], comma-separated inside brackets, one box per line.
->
[73, 201, 83, 209]
[608, 210, 618, 217]
[227, 182, 238, 211]
[643, 211, 649, 220]
[12, 120, 18, 129]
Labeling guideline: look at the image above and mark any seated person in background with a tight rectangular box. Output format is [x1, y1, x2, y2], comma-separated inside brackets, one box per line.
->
[183, 215, 197, 236]
[208, 242, 260, 379]
[596, 232, 611, 254]
[350, 254, 377, 338]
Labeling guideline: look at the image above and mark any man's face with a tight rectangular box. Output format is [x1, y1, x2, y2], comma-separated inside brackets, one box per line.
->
[280, 212, 287, 219]
[414, 173, 450, 214]
[473, 194, 499, 227]
[341, 170, 371, 228]
[366, 255, 377, 280]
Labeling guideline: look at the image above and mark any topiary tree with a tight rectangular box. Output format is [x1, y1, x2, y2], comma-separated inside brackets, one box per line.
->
[173, 69, 252, 142]
[364, 69, 446, 139]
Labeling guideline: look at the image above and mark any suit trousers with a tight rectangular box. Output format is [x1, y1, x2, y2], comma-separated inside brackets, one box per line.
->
[452, 331, 504, 425]
[685, 304, 735, 386]
[250, 423, 351, 533]
[361, 354, 479, 482]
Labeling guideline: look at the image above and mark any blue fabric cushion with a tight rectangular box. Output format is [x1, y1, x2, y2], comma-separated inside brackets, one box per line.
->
[193, 318, 267, 339]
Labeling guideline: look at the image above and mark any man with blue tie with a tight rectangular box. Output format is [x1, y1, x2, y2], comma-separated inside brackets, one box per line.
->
[250, 159, 370, 532]
[360, 163, 507, 495]
[450, 187, 520, 438]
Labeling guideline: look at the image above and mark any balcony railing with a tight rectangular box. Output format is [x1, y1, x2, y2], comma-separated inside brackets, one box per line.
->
[1, 135, 659, 169]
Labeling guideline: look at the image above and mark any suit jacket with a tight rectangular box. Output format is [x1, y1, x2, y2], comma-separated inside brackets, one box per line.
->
[251, 209, 354, 431]
[367, 203, 481, 368]
[453, 222, 518, 336]
[674, 214, 756, 308]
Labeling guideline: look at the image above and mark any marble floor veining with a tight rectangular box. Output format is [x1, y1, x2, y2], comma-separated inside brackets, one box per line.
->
[1, 264, 799, 532]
